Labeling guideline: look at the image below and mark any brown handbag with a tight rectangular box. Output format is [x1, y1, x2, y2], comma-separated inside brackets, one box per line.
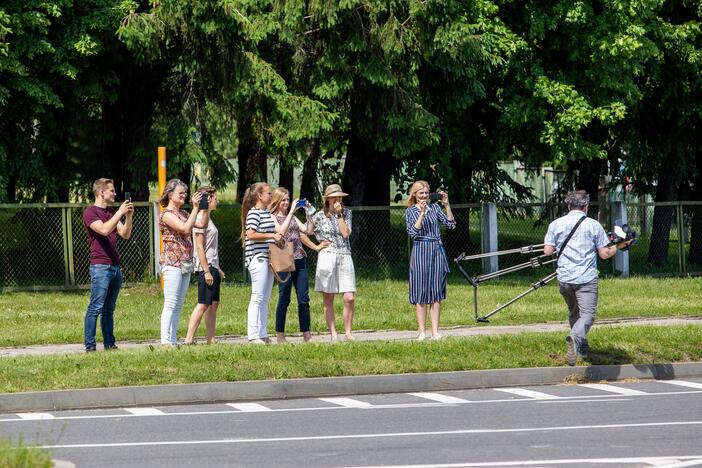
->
[268, 239, 295, 282]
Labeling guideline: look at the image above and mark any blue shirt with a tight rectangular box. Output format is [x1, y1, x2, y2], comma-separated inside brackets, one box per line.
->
[544, 210, 609, 284]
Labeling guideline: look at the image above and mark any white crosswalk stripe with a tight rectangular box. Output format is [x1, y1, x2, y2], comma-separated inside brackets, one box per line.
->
[579, 383, 648, 396]
[226, 403, 272, 412]
[319, 397, 373, 408]
[658, 380, 702, 390]
[494, 388, 560, 399]
[17, 413, 54, 420]
[408, 392, 470, 404]
[124, 407, 164, 416]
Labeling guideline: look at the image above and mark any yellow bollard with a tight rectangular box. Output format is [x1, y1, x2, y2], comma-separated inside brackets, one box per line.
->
[158, 146, 166, 290]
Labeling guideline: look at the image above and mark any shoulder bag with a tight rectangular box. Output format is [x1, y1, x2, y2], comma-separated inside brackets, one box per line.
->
[269, 239, 295, 283]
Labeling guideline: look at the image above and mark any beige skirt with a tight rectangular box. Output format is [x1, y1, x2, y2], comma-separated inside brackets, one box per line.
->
[314, 250, 356, 293]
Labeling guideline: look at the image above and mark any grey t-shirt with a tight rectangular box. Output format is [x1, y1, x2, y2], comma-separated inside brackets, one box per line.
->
[192, 216, 220, 272]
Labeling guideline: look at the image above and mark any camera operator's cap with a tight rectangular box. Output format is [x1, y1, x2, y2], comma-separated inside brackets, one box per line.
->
[323, 184, 348, 198]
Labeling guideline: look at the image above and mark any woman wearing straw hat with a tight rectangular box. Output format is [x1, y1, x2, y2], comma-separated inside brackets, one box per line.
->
[405, 180, 456, 340]
[310, 184, 356, 341]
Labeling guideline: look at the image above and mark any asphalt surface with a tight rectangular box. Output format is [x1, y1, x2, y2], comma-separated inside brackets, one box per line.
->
[2, 379, 702, 467]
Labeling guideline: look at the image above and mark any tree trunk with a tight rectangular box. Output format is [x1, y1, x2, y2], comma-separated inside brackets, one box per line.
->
[300, 140, 320, 202]
[235, 120, 267, 201]
[278, 161, 294, 194]
[688, 152, 702, 265]
[647, 167, 677, 265]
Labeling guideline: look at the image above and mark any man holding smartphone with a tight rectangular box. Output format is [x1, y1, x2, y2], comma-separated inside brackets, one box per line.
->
[82, 178, 133, 352]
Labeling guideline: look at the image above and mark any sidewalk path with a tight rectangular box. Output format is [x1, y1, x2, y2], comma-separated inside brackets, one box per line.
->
[2, 316, 701, 358]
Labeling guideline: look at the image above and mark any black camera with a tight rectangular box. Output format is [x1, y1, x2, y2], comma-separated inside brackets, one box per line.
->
[198, 192, 209, 210]
[124, 192, 131, 202]
[429, 192, 442, 203]
[607, 222, 638, 251]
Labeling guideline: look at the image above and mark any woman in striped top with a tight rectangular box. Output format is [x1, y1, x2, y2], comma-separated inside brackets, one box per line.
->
[405, 180, 456, 340]
[241, 182, 298, 344]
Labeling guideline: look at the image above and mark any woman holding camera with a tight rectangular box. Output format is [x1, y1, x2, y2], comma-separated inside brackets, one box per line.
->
[269, 188, 331, 343]
[184, 186, 223, 345]
[405, 180, 455, 340]
[159, 179, 205, 345]
[310, 184, 355, 341]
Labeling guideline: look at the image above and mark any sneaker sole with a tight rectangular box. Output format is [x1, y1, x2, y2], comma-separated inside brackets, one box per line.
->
[565, 335, 577, 366]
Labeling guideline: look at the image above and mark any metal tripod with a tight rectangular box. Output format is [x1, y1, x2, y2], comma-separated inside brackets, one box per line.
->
[454, 244, 557, 323]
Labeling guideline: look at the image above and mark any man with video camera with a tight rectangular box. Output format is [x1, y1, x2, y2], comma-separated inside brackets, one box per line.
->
[543, 190, 633, 366]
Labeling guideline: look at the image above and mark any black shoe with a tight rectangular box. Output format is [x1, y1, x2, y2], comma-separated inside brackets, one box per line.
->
[86, 347, 96, 353]
[104, 345, 118, 351]
[565, 335, 576, 366]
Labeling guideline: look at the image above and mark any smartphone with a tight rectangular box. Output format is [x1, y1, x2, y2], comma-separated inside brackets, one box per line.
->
[429, 192, 441, 203]
[199, 193, 209, 210]
[124, 192, 131, 202]
[296, 199, 307, 208]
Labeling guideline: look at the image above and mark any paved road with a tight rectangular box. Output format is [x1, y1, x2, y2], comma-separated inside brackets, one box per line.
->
[2, 379, 702, 467]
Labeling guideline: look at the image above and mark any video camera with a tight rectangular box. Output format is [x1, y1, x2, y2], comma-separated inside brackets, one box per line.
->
[607, 221, 638, 251]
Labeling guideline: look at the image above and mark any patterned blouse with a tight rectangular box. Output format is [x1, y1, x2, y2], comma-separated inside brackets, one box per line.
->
[159, 209, 193, 267]
[312, 209, 352, 254]
[275, 214, 306, 260]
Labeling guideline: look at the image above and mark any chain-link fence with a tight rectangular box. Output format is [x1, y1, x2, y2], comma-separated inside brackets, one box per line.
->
[1, 201, 701, 290]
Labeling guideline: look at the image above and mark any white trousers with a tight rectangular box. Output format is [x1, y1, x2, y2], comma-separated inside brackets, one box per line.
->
[247, 256, 274, 340]
[161, 266, 191, 344]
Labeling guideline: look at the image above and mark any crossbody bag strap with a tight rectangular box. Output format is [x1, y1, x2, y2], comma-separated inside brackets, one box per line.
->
[557, 215, 587, 261]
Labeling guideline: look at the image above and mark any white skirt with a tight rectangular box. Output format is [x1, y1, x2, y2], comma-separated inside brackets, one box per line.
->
[315, 250, 356, 293]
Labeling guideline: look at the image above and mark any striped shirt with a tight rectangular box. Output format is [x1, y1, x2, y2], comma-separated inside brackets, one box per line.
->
[245, 207, 275, 266]
[544, 210, 609, 284]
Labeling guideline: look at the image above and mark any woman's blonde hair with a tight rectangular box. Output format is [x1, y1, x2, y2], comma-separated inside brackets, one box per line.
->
[405, 180, 430, 207]
[240, 182, 269, 246]
[159, 179, 188, 208]
[268, 187, 289, 214]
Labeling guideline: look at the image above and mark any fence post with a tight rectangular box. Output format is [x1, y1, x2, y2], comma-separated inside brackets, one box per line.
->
[612, 201, 629, 277]
[61, 207, 70, 287]
[677, 203, 686, 274]
[481, 203, 498, 273]
[148, 203, 155, 277]
[153, 202, 161, 278]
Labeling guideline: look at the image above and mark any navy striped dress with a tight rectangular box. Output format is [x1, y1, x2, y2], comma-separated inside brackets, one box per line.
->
[406, 204, 456, 305]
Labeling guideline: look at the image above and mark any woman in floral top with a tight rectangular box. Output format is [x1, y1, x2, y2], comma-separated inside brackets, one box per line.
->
[310, 184, 355, 341]
[269, 188, 330, 343]
[159, 179, 206, 345]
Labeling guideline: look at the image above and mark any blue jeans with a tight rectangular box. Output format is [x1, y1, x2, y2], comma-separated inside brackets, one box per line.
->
[275, 258, 311, 333]
[84, 264, 122, 350]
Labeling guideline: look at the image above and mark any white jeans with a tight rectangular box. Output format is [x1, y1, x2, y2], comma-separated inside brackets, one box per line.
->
[161, 266, 191, 344]
[247, 256, 274, 340]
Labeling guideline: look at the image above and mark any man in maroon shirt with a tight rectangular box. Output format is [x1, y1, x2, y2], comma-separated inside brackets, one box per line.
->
[83, 178, 133, 352]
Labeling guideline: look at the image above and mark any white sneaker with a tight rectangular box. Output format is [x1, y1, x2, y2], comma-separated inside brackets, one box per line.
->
[431, 334, 443, 340]
[417, 332, 426, 341]
[249, 339, 266, 345]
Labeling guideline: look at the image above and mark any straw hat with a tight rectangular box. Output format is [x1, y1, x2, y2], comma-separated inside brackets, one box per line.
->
[323, 184, 348, 198]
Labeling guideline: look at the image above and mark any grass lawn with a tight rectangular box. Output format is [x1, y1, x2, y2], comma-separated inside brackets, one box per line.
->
[0, 439, 51, 468]
[0, 324, 700, 393]
[0, 277, 702, 346]
[0, 277, 700, 347]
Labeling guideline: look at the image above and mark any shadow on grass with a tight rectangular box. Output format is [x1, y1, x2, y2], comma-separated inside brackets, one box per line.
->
[584, 346, 632, 365]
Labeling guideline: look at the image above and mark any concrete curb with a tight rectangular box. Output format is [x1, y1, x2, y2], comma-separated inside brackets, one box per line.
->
[2, 362, 701, 413]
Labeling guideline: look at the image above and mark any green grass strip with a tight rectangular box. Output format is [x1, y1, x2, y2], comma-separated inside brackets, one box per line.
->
[1, 325, 701, 394]
[1, 277, 700, 347]
[0, 440, 52, 468]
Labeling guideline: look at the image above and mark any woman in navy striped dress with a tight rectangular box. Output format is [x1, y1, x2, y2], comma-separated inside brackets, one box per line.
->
[405, 180, 456, 340]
